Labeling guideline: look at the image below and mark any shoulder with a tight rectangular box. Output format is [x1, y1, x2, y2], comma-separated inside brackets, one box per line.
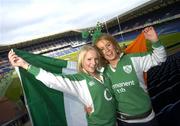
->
[63, 73, 85, 81]
[125, 52, 151, 58]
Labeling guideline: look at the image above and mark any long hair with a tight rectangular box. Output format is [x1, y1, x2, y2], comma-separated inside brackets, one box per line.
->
[77, 45, 101, 73]
[93, 33, 122, 65]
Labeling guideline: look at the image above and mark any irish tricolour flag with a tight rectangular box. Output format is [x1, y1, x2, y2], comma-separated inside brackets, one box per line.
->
[14, 49, 87, 126]
[14, 32, 147, 126]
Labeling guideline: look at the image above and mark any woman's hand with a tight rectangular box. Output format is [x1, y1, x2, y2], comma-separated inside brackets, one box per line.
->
[8, 49, 29, 70]
[84, 106, 92, 114]
[143, 26, 159, 43]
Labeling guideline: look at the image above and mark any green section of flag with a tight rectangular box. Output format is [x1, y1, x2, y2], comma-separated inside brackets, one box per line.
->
[14, 49, 68, 126]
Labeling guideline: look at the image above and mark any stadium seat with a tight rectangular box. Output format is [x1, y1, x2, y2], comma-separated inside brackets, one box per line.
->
[151, 82, 180, 114]
[156, 99, 180, 126]
[168, 73, 180, 85]
[151, 87, 172, 113]
[148, 79, 168, 97]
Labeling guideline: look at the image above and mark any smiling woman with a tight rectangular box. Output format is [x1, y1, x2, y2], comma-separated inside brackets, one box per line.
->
[94, 26, 167, 126]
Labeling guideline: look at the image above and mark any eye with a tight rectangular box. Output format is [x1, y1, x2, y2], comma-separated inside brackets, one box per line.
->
[87, 58, 91, 61]
[107, 43, 111, 47]
[100, 48, 104, 52]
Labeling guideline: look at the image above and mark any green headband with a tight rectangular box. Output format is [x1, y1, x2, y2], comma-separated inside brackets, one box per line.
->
[82, 22, 104, 44]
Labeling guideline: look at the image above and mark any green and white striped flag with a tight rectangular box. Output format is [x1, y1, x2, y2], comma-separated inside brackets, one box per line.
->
[14, 49, 87, 126]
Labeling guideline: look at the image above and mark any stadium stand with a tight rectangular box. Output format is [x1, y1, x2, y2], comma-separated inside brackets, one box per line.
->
[147, 51, 180, 126]
[156, 99, 180, 126]
[0, 97, 28, 126]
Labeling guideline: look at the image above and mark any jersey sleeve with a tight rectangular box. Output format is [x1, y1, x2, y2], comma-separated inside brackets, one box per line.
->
[28, 65, 83, 97]
[130, 41, 167, 72]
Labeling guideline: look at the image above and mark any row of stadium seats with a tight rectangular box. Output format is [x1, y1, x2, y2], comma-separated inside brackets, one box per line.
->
[108, 2, 180, 35]
[0, 71, 13, 97]
[0, 41, 85, 75]
[146, 52, 180, 126]
[115, 17, 180, 42]
[43, 46, 81, 57]
[156, 99, 180, 126]
[147, 51, 180, 90]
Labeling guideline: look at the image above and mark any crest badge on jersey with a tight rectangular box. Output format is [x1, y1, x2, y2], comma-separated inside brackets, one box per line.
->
[89, 81, 95, 87]
[123, 65, 132, 74]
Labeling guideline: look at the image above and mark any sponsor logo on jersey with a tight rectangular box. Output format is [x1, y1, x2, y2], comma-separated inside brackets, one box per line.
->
[112, 80, 135, 89]
[112, 80, 135, 93]
[123, 65, 132, 74]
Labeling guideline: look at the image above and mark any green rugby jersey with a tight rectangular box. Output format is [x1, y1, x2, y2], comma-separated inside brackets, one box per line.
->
[28, 65, 116, 126]
[105, 42, 166, 117]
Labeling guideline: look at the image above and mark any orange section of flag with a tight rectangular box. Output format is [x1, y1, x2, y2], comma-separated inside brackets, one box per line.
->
[125, 32, 147, 53]
[125, 32, 148, 85]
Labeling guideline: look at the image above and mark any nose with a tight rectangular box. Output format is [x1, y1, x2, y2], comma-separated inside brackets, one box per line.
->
[91, 59, 98, 66]
[91, 59, 96, 65]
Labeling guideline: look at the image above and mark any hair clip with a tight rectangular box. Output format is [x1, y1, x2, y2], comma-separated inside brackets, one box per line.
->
[82, 22, 104, 43]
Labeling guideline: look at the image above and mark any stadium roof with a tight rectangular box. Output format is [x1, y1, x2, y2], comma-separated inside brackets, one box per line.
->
[106, 0, 179, 27]
[0, 0, 179, 52]
[1, 0, 151, 45]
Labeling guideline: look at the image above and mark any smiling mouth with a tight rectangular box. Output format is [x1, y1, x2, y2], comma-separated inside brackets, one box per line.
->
[106, 52, 112, 57]
[89, 67, 96, 69]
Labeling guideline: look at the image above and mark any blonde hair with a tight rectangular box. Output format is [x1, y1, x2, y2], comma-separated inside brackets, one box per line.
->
[77, 45, 101, 73]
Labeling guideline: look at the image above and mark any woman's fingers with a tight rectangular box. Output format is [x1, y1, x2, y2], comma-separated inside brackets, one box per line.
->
[143, 26, 153, 33]
[8, 49, 20, 66]
[142, 26, 158, 42]
[84, 106, 92, 114]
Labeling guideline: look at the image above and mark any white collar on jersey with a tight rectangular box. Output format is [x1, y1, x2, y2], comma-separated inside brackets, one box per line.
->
[109, 52, 124, 72]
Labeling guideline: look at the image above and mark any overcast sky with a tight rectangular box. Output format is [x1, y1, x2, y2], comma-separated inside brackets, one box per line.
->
[0, 0, 150, 45]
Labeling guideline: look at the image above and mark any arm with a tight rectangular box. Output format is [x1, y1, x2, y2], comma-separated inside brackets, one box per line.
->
[131, 27, 167, 72]
[8, 49, 81, 96]
[28, 65, 82, 96]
